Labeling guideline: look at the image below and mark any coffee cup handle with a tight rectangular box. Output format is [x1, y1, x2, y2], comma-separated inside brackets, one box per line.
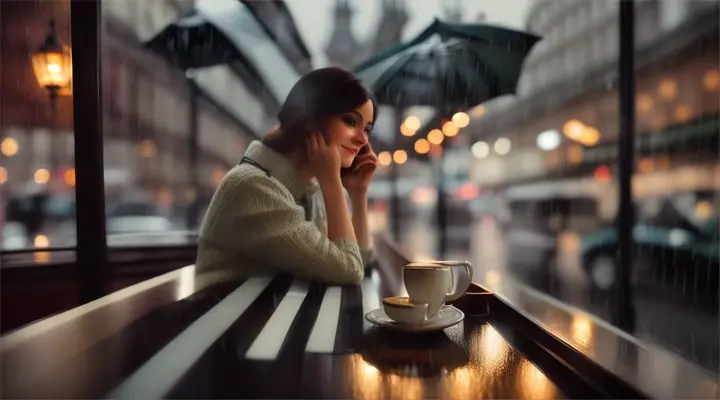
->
[445, 263, 473, 302]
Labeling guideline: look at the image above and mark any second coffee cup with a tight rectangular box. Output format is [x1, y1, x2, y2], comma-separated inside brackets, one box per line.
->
[403, 262, 453, 318]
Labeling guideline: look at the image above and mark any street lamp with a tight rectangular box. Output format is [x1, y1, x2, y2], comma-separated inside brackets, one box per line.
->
[31, 20, 73, 99]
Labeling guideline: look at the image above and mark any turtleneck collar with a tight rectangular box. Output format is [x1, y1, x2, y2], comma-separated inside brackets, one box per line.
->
[243, 141, 319, 200]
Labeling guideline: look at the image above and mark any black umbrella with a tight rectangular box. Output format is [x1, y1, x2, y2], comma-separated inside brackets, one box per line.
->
[145, 6, 265, 77]
[355, 18, 540, 113]
[144, 5, 266, 230]
[354, 18, 540, 256]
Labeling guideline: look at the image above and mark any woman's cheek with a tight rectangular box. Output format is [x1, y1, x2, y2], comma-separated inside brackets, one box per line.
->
[342, 154, 355, 168]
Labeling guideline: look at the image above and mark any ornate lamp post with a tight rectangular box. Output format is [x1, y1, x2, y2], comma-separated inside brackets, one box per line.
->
[31, 20, 73, 99]
[31, 19, 73, 174]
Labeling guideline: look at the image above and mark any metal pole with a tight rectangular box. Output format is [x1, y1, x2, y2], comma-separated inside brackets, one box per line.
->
[70, 0, 108, 303]
[616, 0, 636, 331]
[186, 78, 200, 231]
[436, 153, 448, 258]
[390, 107, 402, 241]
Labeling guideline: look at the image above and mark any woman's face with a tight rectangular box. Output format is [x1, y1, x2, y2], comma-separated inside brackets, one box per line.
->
[322, 99, 374, 168]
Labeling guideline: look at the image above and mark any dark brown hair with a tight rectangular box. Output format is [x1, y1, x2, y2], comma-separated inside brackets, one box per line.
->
[262, 67, 377, 155]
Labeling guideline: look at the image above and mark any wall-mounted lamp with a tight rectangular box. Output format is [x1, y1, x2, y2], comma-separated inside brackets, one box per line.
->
[31, 20, 73, 99]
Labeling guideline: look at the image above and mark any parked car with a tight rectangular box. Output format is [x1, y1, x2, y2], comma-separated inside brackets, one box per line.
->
[580, 194, 718, 300]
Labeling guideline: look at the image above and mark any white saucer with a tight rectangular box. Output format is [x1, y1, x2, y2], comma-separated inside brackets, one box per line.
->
[365, 305, 464, 332]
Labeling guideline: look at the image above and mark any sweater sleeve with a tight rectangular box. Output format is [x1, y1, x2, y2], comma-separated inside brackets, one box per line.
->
[222, 174, 364, 285]
[360, 246, 375, 265]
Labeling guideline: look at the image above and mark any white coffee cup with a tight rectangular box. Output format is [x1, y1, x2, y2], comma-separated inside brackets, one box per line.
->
[382, 296, 429, 325]
[431, 260, 473, 302]
[403, 263, 453, 318]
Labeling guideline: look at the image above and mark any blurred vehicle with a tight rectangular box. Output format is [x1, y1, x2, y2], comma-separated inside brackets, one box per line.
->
[469, 195, 510, 221]
[5, 192, 75, 238]
[3, 222, 30, 250]
[580, 191, 719, 299]
[503, 195, 603, 276]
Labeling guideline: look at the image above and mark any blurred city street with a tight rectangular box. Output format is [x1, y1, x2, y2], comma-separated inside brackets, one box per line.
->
[397, 215, 720, 373]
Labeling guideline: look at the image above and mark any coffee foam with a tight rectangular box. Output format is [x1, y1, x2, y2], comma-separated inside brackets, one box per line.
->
[383, 296, 416, 308]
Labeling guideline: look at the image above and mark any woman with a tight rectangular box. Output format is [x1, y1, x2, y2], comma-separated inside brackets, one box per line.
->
[195, 67, 378, 287]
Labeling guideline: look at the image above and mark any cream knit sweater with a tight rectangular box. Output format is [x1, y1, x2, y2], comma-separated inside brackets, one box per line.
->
[195, 141, 373, 289]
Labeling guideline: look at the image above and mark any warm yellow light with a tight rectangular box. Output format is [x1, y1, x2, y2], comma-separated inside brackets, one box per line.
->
[638, 157, 654, 173]
[403, 116, 421, 132]
[63, 168, 75, 186]
[428, 129, 444, 145]
[582, 127, 600, 146]
[34, 234, 50, 248]
[658, 78, 677, 100]
[571, 315, 593, 348]
[673, 105, 692, 123]
[451, 112, 470, 128]
[470, 105, 485, 118]
[31, 46, 73, 94]
[34, 168, 50, 184]
[1, 138, 19, 156]
[378, 151, 392, 166]
[703, 69, 719, 91]
[400, 123, 416, 137]
[636, 94, 653, 113]
[563, 119, 585, 139]
[139, 139, 157, 158]
[393, 150, 408, 165]
[0, 167, 7, 184]
[442, 121, 459, 137]
[414, 138, 430, 154]
[694, 200, 714, 221]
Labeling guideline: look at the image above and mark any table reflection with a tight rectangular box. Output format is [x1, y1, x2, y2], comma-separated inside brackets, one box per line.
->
[571, 314, 593, 349]
[348, 322, 563, 399]
[348, 354, 383, 400]
[517, 359, 557, 399]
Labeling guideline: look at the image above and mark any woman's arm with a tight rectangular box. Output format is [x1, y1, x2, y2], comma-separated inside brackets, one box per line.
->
[319, 175, 357, 244]
[207, 173, 364, 285]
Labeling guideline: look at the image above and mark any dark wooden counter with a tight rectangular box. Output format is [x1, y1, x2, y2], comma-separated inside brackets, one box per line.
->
[1, 236, 717, 399]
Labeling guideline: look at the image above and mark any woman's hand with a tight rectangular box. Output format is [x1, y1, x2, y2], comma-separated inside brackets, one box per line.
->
[342, 145, 377, 195]
[306, 133, 342, 186]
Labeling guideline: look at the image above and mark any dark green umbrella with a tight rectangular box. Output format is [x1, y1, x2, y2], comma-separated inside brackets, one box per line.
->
[355, 18, 540, 113]
[354, 18, 540, 256]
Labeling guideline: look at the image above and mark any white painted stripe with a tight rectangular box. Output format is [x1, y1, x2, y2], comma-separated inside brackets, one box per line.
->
[0, 266, 195, 353]
[361, 271, 381, 331]
[110, 276, 273, 399]
[245, 280, 310, 360]
[305, 287, 342, 353]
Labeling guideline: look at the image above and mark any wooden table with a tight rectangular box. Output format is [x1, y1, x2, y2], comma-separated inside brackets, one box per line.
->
[1, 237, 717, 399]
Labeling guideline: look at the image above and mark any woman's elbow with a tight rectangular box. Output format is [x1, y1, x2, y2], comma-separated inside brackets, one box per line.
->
[329, 259, 364, 285]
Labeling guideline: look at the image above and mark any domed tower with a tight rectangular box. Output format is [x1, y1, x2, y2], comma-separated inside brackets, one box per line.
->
[370, 0, 409, 53]
[443, 0, 463, 23]
[324, 0, 362, 68]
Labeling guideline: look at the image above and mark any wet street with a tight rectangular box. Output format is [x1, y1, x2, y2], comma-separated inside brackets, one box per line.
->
[395, 215, 720, 374]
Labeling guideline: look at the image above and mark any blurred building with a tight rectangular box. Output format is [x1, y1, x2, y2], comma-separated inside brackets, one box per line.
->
[0, 0, 311, 214]
[465, 0, 719, 210]
[325, 0, 409, 69]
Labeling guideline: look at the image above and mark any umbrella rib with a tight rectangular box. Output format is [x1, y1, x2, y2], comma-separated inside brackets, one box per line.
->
[370, 52, 417, 95]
